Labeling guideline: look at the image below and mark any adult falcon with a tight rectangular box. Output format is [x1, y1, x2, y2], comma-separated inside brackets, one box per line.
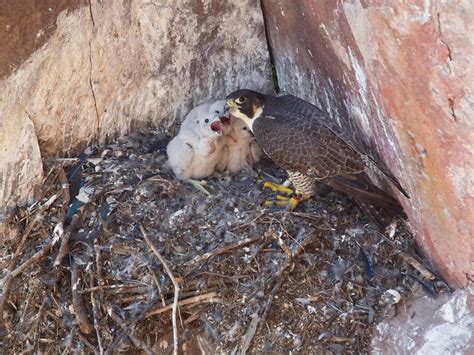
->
[225, 89, 410, 226]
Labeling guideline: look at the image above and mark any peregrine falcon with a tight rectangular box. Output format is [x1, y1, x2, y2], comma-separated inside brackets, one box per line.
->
[226, 89, 409, 224]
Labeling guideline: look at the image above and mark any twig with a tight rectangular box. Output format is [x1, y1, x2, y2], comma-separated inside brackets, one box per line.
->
[186, 234, 264, 265]
[58, 168, 71, 214]
[94, 241, 105, 300]
[140, 223, 180, 355]
[77, 332, 100, 355]
[240, 231, 320, 352]
[107, 308, 154, 355]
[239, 312, 260, 355]
[79, 283, 146, 294]
[399, 252, 436, 280]
[89, 270, 103, 355]
[148, 265, 166, 307]
[10, 235, 59, 279]
[70, 257, 94, 335]
[31, 297, 48, 353]
[145, 292, 222, 318]
[115, 294, 148, 304]
[260, 276, 285, 326]
[54, 200, 89, 267]
[9, 193, 60, 271]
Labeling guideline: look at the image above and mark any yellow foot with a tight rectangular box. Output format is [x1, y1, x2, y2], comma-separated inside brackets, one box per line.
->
[263, 181, 293, 195]
[188, 179, 211, 196]
[263, 196, 302, 212]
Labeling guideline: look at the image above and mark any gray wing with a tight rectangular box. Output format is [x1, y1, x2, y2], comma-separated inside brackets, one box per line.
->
[273, 95, 409, 197]
[253, 113, 366, 180]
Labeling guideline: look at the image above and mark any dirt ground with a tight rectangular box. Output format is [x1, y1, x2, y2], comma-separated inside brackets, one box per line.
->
[0, 130, 448, 354]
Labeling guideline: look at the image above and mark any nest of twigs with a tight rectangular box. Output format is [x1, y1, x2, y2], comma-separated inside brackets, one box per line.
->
[0, 130, 448, 354]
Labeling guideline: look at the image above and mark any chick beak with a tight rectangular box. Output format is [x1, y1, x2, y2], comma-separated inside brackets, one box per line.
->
[210, 120, 223, 135]
[219, 115, 231, 127]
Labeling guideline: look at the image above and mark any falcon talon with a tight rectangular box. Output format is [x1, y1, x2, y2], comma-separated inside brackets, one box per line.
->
[263, 181, 294, 195]
[188, 179, 211, 196]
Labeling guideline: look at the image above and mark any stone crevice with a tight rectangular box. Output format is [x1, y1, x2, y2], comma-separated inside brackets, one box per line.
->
[88, 40, 100, 140]
[448, 97, 457, 121]
[437, 12, 453, 68]
[87, 0, 100, 140]
[88, 0, 95, 27]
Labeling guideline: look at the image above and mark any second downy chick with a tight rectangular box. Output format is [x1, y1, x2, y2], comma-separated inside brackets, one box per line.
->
[221, 116, 262, 173]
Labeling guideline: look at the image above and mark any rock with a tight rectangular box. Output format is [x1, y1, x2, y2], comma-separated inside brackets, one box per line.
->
[0, 1, 272, 213]
[0, 110, 43, 231]
[261, 0, 473, 288]
[371, 285, 474, 354]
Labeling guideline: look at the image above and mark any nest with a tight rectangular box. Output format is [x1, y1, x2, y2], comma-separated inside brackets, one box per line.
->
[0, 130, 448, 354]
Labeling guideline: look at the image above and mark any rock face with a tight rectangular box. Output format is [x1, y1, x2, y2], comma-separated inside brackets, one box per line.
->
[0, 111, 43, 219]
[371, 285, 474, 354]
[0, 1, 272, 215]
[262, 0, 473, 288]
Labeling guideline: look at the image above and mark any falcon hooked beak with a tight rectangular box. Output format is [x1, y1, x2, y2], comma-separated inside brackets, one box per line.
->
[226, 90, 265, 132]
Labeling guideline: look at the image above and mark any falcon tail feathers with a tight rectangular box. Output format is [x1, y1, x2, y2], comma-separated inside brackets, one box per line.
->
[326, 173, 408, 225]
[362, 155, 410, 198]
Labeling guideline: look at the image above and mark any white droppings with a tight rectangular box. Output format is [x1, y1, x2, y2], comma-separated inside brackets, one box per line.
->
[411, 0, 432, 24]
[419, 322, 471, 354]
[447, 164, 474, 204]
[348, 47, 368, 106]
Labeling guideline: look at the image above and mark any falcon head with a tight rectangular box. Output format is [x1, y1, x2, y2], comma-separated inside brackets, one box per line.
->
[226, 89, 265, 131]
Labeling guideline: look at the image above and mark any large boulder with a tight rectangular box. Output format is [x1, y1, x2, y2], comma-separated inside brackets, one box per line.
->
[262, 0, 473, 287]
[0, 0, 272, 216]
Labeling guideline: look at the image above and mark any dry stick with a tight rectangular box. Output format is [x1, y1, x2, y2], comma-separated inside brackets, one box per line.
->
[11, 193, 60, 269]
[107, 308, 154, 355]
[399, 252, 436, 280]
[240, 232, 321, 353]
[77, 332, 100, 355]
[53, 225, 74, 267]
[54, 201, 89, 266]
[10, 236, 58, 279]
[70, 258, 94, 335]
[89, 270, 104, 355]
[140, 223, 180, 355]
[162, 326, 205, 355]
[0, 205, 59, 327]
[145, 292, 223, 318]
[31, 297, 48, 353]
[58, 168, 71, 214]
[147, 265, 167, 307]
[259, 276, 285, 326]
[186, 234, 264, 265]
[79, 283, 145, 294]
[239, 313, 260, 355]
[94, 241, 105, 300]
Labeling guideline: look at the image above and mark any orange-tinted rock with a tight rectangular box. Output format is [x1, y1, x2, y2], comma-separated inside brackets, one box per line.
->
[262, 0, 473, 287]
[0, 0, 85, 79]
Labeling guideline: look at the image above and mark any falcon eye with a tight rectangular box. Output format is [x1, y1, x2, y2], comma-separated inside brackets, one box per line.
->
[236, 96, 247, 104]
[204, 118, 209, 123]
[242, 127, 247, 130]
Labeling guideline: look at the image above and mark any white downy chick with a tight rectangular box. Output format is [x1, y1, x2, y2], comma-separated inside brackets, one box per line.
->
[221, 115, 262, 173]
[166, 100, 228, 181]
